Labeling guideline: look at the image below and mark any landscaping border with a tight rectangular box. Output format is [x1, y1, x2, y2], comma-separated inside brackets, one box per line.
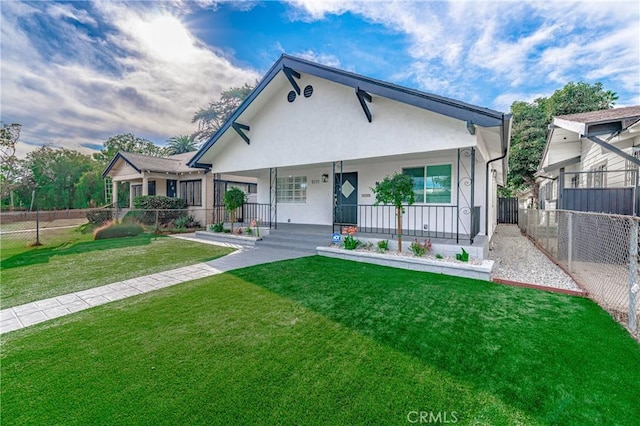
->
[316, 246, 494, 281]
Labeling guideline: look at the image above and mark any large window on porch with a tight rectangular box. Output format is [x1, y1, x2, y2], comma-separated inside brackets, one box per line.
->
[403, 165, 452, 203]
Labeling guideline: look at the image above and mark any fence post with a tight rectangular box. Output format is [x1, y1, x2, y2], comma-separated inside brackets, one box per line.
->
[546, 210, 550, 251]
[36, 208, 41, 245]
[567, 212, 573, 273]
[155, 210, 159, 232]
[629, 218, 638, 332]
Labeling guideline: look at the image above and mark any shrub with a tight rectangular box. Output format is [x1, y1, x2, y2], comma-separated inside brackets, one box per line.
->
[210, 223, 224, 232]
[377, 240, 389, 252]
[173, 216, 200, 229]
[133, 195, 187, 225]
[133, 195, 186, 210]
[86, 210, 112, 225]
[409, 239, 432, 257]
[94, 223, 144, 240]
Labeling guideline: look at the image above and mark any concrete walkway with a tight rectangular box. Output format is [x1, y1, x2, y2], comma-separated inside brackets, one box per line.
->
[1, 238, 310, 335]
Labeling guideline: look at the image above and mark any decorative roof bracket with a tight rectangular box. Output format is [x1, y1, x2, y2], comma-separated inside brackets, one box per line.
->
[283, 66, 301, 95]
[356, 87, 372, 123]
[232, 122, 250, 145]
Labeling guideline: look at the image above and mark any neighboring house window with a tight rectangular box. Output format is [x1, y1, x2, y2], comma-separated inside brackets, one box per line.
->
[248, 183, 257, 194]
[625, 148, 640, 186]
[570, 175, 580, 188]
[403, 165, 452, 204]
[132, 184, 142, 199]
[277, 176, 307, 203]
[587, 162, 607, 188]
[180, 180, 202, 206]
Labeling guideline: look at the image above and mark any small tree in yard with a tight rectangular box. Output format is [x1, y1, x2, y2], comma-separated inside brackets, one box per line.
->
[372, 173, 415, 252]
[224, 187, 246, 234]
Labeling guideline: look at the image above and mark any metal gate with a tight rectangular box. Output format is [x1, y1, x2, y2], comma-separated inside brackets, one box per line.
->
[498, 197, 518, 224]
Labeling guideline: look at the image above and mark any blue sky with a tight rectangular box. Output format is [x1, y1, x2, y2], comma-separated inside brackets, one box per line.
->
[2, 0, 638, 157]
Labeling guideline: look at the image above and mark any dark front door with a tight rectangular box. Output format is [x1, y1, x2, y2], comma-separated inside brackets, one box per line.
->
[167, 180, 177, 198]
[334, 172, 358, 225]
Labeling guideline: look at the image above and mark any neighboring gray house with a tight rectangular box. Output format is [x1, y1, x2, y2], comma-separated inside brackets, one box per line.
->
[537, 106, 640, 215]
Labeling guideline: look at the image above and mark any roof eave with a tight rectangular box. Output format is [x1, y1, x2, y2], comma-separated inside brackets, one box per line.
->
[102, 152, 141, 178]
[188, 54, 509, 168]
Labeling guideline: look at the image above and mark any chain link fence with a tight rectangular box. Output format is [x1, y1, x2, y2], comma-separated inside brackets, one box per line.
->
[519, 209, 639, 337]
[1, 206, 274, 249]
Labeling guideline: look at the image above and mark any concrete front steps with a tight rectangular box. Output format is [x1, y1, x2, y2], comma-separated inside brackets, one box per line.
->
[256, 226, 333, 254]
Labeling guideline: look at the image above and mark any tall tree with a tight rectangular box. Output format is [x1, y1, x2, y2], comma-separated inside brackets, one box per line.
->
[23, 145, 94, 209]
[191, 83, 254, 143]
[93, 133, 169, 164]
[506, 81, 617, 198]
[74, 162, 107, 208]
[0, 122, 24, 203]
[167, 135, 198, 155]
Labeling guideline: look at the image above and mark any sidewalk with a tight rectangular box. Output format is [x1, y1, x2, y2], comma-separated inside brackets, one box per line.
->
[1, 241, 310, 334]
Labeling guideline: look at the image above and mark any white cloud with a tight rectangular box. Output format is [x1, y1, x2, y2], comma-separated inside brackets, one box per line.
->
[1, 1, 260, 158]
[285, 0, 640, 110]
[293, 50, 342, 68]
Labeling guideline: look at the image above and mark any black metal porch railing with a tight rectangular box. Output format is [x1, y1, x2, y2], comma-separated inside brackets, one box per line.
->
[212, 203, 272, 227]
[334, 204, 481, 243]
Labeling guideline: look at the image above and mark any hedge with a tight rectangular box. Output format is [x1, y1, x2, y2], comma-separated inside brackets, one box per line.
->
[132, 195, 187, 225]
[94, 223, 144, 240]
[86, 210, 113, 225]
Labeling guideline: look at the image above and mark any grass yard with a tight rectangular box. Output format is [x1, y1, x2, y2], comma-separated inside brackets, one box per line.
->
[2, 257, 639, 425]
[0, 232, 233, 308]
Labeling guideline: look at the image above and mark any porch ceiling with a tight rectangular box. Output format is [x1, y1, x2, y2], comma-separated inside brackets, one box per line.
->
[209, 148, 473, 177]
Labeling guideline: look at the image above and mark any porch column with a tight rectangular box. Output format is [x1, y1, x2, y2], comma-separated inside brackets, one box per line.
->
[129, 184, 135, 208]
[142, 174, 149, 196]
[269, 167, 277, 229]
[112, 180, 118, 208]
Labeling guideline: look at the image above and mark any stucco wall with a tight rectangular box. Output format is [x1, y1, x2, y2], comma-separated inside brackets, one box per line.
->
[209, 75, 477, 174]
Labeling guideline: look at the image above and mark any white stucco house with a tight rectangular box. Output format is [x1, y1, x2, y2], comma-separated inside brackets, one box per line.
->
[537, 106, 640, 215]
[102, 151, 256, 224]
[188, 55, 512, 253]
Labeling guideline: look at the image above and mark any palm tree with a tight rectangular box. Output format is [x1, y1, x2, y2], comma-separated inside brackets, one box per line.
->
[167, 135, 198, 155]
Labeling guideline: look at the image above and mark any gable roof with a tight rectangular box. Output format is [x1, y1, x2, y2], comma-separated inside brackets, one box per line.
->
[102, 151, 203, 178]
[539, 105, 640, 173]
[555, 105, 640, 125]
[188, 54, 511, 168]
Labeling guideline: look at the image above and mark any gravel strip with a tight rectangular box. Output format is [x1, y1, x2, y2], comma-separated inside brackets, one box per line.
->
[488, 225, 581, 292]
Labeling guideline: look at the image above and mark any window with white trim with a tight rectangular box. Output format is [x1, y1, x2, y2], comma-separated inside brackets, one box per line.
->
[403, 165, 452, 204]
[180, 180, 202, 206]
[277, 176, 307, 203]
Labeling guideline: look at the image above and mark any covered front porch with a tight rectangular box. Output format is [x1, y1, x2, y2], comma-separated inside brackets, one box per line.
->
[213, 147, 487, 248]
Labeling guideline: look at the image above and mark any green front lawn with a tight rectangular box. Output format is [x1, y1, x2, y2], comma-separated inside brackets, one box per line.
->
[1, 233, 233, 308]
[2, 257, 638, 425]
